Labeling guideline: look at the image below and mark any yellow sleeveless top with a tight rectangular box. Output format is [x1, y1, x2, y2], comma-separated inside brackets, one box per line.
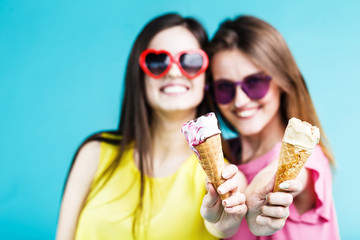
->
[75, 139, 218, 240]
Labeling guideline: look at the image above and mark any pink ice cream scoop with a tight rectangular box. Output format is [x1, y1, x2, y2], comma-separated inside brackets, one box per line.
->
[181, 112, 221, 158]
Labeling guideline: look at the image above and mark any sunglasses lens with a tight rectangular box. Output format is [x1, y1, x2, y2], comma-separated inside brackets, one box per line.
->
[214, 80, 236, 104]
[212, 75, 271, 104]
[179, 53, 204, 76]
[145, 53, 170, 76]
[242, 75, 271, 99]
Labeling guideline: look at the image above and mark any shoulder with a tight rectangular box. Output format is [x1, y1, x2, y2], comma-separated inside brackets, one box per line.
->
[75, 141, 102, 169]
[62, 141, 102, 205]
[77, 141, 101, 159]
[75, 131, 122, 165]
[71, 141, 102, 183]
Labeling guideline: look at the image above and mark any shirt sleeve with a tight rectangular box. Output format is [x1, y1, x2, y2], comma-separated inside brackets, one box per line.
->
[288, 145, 333, 223]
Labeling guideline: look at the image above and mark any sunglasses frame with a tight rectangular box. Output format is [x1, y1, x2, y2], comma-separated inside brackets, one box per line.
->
[139, 49, 209, 79]
[207, 74, 272, 104]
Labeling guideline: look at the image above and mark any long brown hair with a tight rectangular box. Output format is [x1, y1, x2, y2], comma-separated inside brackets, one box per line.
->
[62, 13, 209, 238]
[207, 15, 334, 165]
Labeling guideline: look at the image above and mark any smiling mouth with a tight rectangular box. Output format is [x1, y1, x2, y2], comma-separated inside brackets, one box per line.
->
[161, 85, 188, 94]
[235, 108, 258, 118]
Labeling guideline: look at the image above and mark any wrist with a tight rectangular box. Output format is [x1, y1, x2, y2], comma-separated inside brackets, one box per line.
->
[204, 218, 241, 238]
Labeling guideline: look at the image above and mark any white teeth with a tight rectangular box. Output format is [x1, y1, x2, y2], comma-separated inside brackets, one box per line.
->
[237, 109, 257, 118]
[163, 86, 187, 94]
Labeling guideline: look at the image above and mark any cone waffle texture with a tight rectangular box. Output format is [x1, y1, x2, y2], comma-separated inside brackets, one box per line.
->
[194, 134, 229, 200]
[273, 141, 311, 192]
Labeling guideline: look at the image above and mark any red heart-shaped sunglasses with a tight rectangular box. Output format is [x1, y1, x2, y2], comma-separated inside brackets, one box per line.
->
[139, 49, 209, 79]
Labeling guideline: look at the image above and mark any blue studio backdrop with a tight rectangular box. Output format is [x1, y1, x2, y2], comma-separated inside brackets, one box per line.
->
[1, 0, 359, 239]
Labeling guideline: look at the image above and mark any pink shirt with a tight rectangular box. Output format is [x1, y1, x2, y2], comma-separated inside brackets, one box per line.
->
[226, 141, 340, 240]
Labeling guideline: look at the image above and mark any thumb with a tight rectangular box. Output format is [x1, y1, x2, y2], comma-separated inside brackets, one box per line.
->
[203, 182, 220, 208]
[254, 174, 276, 199]
[201, 182, 222, 222]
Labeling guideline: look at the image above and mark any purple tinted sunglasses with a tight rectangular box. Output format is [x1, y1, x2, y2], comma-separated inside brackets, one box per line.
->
[207, 73, 272, 104]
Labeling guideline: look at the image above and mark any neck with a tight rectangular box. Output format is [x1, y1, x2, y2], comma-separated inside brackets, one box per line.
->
[151, 109, 197, 164]
[240, 112, 285, 163]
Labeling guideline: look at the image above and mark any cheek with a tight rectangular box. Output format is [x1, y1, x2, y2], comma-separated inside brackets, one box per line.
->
[192, 74, 205, 89]
[261, 83, 282, 113]
[191, 75, 206, 99]
[217, 104, 229, 113]
[217, 104, 234, 122]
[144, 77, 158, 103]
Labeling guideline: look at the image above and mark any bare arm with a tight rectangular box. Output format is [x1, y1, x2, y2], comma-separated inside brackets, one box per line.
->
[56, 141, 101, 240]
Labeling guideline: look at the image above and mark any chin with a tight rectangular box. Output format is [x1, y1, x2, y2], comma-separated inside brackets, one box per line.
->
[234, 121, 264, 136]
[163, 103, 198, 112]
[238, 129, 262, 137]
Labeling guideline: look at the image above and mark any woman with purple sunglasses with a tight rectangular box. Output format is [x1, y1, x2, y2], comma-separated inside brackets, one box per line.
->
[206, 15, 339, 239]
[56, 13, 247, 240]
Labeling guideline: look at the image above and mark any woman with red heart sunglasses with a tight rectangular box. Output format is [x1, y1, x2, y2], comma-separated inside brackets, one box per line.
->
[57, 13, 247, 240]
[206, 15, 339, 239]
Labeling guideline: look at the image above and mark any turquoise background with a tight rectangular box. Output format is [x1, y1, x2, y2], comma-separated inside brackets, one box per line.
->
[1, 0, 359, 239]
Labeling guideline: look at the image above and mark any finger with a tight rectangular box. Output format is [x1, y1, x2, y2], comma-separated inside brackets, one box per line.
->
[203, 182, 221, 208]
[256, 215, 286, 230]
[266, 192, 293, 207]
[222, 191, 246, 208]
[224, 204, 247, 215]
[217, 178, 238, 195]
[278, 180, 303, 193]
[222, 164, 239, 179]
[261, 205, 290, 219]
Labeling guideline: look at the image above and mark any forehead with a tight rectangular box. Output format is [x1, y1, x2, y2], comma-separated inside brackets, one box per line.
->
[147, 26, 201, 54]
[211, 49, 261, 79]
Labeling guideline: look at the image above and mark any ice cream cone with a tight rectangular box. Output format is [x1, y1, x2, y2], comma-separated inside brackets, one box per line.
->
[273, 141, 311, 192]
[181, 112, 230, 200]
[194, 133, 230, 200]
[273, 117, 320, 192]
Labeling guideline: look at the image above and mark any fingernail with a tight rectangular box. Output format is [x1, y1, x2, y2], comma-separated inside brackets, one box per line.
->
[279, 182, 290, 189]
[218, 186, 225, 194]
[265, 194, 268, 202]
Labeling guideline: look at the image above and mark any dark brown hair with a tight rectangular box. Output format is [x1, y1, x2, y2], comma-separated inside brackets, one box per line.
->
[62, 13, 209, 238]
[207, 15, 334, 165]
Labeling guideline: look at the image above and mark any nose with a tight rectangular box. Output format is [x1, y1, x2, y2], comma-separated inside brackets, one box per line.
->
[234, 86, 251, 108]
[167, 62, 183, 78]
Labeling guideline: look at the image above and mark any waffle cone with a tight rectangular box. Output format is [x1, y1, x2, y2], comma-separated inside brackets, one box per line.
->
[194, 134, 229, 200]
[273, 141, 311, 192]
